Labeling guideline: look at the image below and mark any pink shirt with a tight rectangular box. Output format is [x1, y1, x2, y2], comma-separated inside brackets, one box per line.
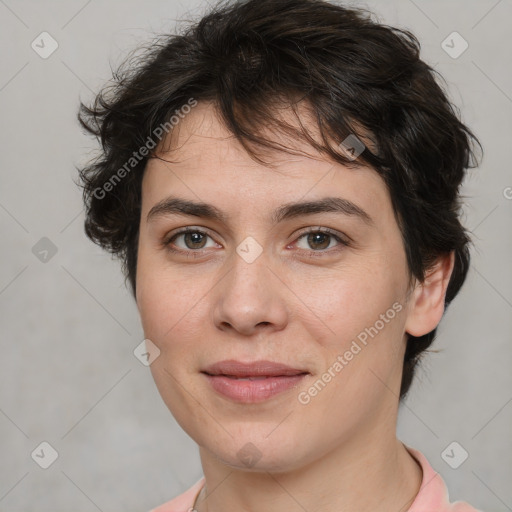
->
[149, 446, 482, 512]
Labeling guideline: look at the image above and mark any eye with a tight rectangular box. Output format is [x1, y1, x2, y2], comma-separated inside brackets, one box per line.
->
[294, 228, 349, 253]
[164, 228, 218, 253]
[163, 226, 350, 258]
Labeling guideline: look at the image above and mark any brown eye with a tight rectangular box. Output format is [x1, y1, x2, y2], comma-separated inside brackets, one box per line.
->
[165, 229, 217, 253]
[295, 230, 347, 252]
[182, 231, 208, 249]
[306, 232, 331, 250]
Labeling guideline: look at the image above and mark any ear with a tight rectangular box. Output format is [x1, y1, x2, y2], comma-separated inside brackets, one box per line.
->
[404, 252, 455, 337]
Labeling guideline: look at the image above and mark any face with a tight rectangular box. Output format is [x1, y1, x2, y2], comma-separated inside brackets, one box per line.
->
[136, 101, 416, 471]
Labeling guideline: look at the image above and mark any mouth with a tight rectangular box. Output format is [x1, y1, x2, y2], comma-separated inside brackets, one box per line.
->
[206, 374, 307, 380]
[201, 360, 310, 403]
[202, 359, 309, 377]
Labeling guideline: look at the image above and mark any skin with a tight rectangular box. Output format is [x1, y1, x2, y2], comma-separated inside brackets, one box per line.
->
[135, 101, 454, 512]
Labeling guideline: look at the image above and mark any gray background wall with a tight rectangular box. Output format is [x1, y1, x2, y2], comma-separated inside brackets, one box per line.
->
[0, 0, 511, 511]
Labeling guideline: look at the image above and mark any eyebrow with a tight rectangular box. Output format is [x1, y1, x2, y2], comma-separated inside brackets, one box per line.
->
[146, 196, 374, 226]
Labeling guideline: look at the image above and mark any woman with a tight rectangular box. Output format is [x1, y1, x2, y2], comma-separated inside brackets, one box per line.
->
[77, 0, 482, 510]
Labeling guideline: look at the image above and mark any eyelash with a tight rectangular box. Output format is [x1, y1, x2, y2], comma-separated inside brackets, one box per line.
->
[162, 227, 350, 258]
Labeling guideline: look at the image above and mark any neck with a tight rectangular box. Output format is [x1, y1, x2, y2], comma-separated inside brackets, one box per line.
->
[194, 431, 423, 512]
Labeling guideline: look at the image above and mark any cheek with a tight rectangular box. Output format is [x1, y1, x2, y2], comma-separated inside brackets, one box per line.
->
[137, 256, 211, 427]
[296, 261, 401, 343]
[294, 263, 407, 401]
[136, 245, 207, 340]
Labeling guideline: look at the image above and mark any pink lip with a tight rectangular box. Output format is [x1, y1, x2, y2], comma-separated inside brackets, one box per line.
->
[201, 359, 309, 403]
[203, 374, 308, 403]
[202, 359, 308, 377]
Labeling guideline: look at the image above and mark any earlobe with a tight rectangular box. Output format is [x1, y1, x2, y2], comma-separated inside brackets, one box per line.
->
[404, 252, 455, 338]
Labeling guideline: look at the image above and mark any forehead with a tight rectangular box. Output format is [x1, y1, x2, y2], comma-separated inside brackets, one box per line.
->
[142, 101, 391, 222]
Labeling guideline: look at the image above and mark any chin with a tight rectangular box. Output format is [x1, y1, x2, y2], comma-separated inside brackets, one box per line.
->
[199, 427, 313, 473]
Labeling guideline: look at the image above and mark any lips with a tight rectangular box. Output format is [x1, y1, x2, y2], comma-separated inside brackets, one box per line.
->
[202, 359, 309, 378]
[201, 360, 310, 402]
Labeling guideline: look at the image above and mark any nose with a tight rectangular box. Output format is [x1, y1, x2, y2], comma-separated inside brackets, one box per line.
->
[212, 251, 289, 337]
